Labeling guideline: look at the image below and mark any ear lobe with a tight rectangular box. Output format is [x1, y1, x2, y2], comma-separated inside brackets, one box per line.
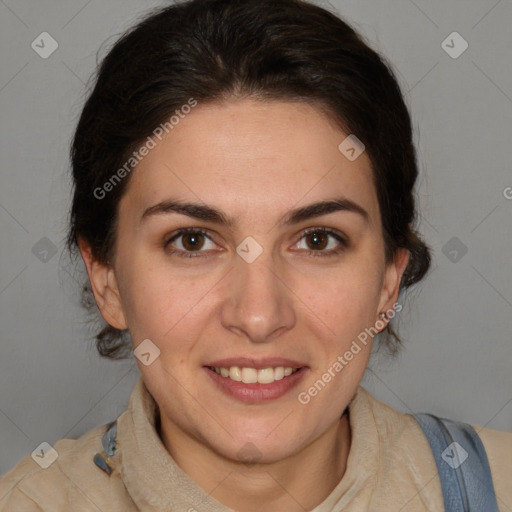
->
[378, 248, 410, 315]
[78, 238, 127, 330]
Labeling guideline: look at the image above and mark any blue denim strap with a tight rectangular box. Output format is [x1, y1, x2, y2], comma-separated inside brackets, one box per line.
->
[93, 420, 118, 476]
[412, 413, 499, 512]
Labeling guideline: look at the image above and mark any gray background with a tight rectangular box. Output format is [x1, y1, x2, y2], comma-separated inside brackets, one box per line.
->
[1, 0, 511, 476]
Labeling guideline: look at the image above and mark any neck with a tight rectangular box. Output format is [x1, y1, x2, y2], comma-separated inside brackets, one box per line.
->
[159, 410, 351, 512]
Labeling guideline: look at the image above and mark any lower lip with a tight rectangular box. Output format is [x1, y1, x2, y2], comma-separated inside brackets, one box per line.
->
[204, 367, 308, 403]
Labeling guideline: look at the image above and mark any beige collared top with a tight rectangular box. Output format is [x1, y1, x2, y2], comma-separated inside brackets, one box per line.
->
[1, 377, 511, 511]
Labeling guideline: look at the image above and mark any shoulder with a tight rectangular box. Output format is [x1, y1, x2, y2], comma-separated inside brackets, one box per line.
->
[350, 387, 512, 511]
[351, 386, 429, 444]
[348, 386, 445, 509]
[474, 424, 512, 511]
[0, 421, 130, 511]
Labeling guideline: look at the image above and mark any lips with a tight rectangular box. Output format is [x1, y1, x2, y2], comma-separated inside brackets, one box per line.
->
[202, 357, 309, 402]
[204, 365, 308, 403]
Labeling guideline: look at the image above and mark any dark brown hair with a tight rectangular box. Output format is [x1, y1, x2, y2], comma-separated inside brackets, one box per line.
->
[67, 0, 431, 359]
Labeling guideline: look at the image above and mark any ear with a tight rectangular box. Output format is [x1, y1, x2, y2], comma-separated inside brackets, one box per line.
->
[78, 237, 127, 330]
[377, 247, 410, 319]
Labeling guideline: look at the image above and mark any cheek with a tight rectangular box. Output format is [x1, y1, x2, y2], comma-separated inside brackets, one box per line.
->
[116, 254, 216, 353]
[114, 255, 179, 338]
[297, 258, 383, 338]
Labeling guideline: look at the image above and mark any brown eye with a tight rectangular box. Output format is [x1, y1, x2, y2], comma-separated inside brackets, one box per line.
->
[181, 232, 205, 251]
[294, 227, 348, 257]
[165, 228, 217, 258]
[305, 231, 329, 250]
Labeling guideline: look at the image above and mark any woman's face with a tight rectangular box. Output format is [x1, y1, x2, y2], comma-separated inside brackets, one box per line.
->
[84, 98, 408, 464]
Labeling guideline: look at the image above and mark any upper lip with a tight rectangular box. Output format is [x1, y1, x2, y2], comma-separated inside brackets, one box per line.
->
[204, 357, 307, 370]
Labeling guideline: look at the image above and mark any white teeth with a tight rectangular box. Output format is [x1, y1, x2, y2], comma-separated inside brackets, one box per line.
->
[257, 368, 274, 384]
[274, 367, 285, 381]
[211, 366, 299, 383]
[229, 366, 242, 382]
[241, 367, 258, 384]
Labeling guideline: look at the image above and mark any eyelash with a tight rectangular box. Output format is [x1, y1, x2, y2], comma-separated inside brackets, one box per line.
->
[164, 227, 349, 259]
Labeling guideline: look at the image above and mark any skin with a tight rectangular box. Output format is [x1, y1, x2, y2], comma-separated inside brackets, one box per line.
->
[80, 98, 409, 512]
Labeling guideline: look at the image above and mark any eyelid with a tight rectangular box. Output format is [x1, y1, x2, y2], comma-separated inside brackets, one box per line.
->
[164, 226, 349, 258]
[165, 227, 213, 243]
[299, 226, 348, 244]
[292, 226, 349, 256]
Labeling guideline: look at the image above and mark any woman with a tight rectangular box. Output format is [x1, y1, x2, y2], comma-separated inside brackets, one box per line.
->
[1, 0, 510, 510]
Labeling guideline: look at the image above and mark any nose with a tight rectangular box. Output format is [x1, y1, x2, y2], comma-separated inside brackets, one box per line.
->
[220, 250, 296, 344]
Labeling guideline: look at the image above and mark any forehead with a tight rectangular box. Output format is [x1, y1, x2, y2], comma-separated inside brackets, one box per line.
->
[119, 99, 380, 227]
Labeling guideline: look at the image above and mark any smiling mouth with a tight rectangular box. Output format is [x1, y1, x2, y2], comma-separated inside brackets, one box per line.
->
[206, 365, 301, 384]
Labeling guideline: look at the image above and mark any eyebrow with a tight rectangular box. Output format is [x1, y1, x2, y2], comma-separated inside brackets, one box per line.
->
[140, 197, 369, 227]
